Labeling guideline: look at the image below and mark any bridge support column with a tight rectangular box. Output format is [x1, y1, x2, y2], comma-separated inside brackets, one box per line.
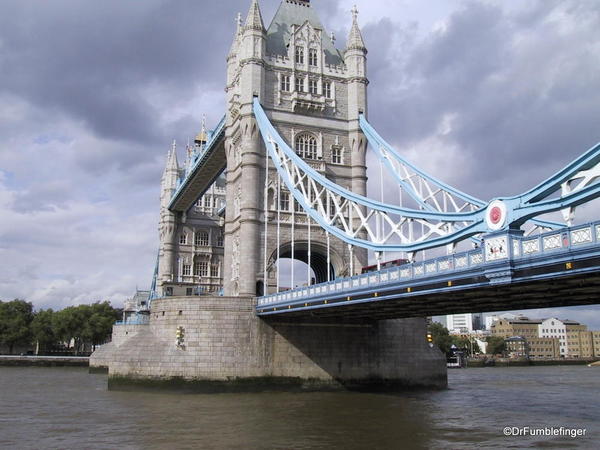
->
[98, 296, 446, 392]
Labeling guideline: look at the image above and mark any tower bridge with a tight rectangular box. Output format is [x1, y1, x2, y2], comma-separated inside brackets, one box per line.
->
[93, 0, 600, 391]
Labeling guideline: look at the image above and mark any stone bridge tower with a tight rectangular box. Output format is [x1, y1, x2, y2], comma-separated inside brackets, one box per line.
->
[223, 0, 369, 296]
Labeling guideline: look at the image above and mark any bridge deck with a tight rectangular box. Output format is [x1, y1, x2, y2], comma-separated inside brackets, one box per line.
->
[257, 223, 600, 321]
[169, 116, 226, 212]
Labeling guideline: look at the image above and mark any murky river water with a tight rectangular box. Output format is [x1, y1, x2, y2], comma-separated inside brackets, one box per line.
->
[0, 366, 597, 449]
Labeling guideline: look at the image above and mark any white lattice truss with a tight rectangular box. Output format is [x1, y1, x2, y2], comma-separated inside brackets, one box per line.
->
[266, 136, 482, 253]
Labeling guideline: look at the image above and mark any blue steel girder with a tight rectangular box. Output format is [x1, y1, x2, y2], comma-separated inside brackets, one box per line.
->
[256, 222, 600, 319]
[359, 114, 565, 233]
[253, 99, 489, 253]
[168, 115, 227, 212]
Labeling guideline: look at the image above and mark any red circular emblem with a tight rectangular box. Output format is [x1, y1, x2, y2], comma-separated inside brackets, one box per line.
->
[490, 206, 502, 224]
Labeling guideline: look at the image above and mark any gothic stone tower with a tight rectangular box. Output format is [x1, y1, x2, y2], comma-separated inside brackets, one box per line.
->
[223, 0, 369, 296]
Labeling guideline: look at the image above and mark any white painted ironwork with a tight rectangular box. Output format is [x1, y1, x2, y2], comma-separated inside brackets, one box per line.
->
[522, 239, 540, 255]
[542, 234, 562, 251]
[571, 227, 592, 245]
[561, 161, 600, 225]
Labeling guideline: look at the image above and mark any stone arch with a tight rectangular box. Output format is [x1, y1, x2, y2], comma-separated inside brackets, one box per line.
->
[269, 240, 344, 285]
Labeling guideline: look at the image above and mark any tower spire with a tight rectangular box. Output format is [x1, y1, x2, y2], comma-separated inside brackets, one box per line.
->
[244, 0, 265, 31]
[167, 140, 179, 171]
[346, 5, 367, 52]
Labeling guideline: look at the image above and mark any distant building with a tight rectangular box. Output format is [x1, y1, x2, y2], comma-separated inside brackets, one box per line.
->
[526, 337, 560, 359]
[491, 316, 541, 340]
[505, 336, 528, 358]
[493, 315, 598, 358]
[446, 313, 484, 333]
[485, 312, 518, 330]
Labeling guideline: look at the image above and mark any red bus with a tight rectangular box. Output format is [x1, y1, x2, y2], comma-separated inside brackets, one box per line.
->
[361, 258, 409, 274]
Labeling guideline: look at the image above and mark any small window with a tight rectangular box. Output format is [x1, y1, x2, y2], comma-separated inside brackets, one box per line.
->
[182, 264, 191, 276]
[295, 46, 304, 64]
[309, 48, 318, 66]
[165, 287, 173, 297]
[324, 81, 332, 99]
[217, 233, 224, 247]
[211, 264, 220, 277]
[309, 79, 318, 95]
[331, 146, 343, 164]
[281, 75, 290, 92]
[294, 199, 303, 213]
[280, 192, 290, 211]
[179, 233, 187, 245]
[295, 76, 305, 93]
[203, 196, 212, 209]
[195, 231, 209, 246]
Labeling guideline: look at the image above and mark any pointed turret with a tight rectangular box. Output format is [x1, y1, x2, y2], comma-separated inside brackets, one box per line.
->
[346, 5, 367, 52]
[244, 0, 265, 31]
[167, 140, 179, 171]
[228, 13, 243, 59]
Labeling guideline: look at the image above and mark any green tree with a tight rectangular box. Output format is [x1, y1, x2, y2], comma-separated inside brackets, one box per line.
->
[86, 302, 120, 350]
[0, 299, 34, 354]
[428, 322, 453, 354]
[53, 302, 120, 354]
[486, 336, 506, 355]
[31, 309, 56, 354]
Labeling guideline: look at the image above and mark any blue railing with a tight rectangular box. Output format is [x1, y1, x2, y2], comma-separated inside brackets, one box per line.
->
[257, 221, 600, 308]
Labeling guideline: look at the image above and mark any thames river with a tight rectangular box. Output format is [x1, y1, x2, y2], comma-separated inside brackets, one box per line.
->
[0, 366, 597, 449]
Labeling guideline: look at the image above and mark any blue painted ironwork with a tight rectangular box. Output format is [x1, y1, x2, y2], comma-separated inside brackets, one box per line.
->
[149, 252, 159, 305]
[360, 114, 564, 233]
[254, 99, 489, 253]
[257, 221, 600, 315]
[168, 115, 226, 210]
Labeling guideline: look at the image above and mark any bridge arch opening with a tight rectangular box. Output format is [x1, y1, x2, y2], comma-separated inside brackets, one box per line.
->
[268, 241, 343, 290]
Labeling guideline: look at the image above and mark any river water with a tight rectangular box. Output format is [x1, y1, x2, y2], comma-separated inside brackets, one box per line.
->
[0, 366, 597, 449]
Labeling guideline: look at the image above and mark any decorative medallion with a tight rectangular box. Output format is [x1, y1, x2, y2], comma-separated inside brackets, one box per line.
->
[486, 199, 508, 231]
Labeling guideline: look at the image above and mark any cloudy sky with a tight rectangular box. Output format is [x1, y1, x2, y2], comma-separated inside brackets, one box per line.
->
[0, 0, 599, 326]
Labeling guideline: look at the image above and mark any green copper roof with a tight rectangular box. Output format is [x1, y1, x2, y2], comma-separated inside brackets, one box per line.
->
[266, 0, 343, 66]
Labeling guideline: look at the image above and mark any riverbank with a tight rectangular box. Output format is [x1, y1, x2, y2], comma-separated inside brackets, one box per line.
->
[466, 357, 599, 367]
[0, 355, 89, 367]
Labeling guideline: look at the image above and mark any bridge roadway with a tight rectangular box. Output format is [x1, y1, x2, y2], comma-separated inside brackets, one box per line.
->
[169, 116, 226, 212]
[256, 223, 600, 321]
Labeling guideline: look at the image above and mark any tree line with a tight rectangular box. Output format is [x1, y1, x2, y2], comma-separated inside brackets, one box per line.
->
[0, 299, 121, 355]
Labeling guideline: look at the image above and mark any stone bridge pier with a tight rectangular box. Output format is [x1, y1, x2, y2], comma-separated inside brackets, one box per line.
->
[92, 296, 446, 391]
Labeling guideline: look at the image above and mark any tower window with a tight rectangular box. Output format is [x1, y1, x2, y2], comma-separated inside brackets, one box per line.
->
[217, 233, 224, 247]
[331, 146, 343, 164]
[179, 233, 187, 245]
[295, 46, 304, 64]
[281, 75, 290, 92]
[295, 134, 318, 160]
[211, 263, 220, 277]
[195, 231, 209, 246]
[309, 79, 318, 95]
[295, 76, 305, 93]
[182, 264, 191, 276]
[309, 48, 318, 66]
[195, 261, 209, 277]
[280, 191, 290, 211]
[324, 81, 332, 99]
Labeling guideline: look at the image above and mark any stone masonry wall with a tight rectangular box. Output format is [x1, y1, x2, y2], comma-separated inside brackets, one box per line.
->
[102, 296, 447, 390]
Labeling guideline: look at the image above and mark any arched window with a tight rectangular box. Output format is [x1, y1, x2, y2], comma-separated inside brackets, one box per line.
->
[295, 46, 304, 64]
[295, 134, 318, 160]
[309, 48, 318, 66]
